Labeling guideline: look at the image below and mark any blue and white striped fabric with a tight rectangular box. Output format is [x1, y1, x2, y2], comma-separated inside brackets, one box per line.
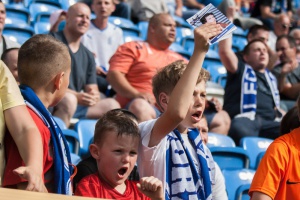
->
[165, 128, 215, 200]
[20, 85, 72, 195]
[238, 64, 280, 120]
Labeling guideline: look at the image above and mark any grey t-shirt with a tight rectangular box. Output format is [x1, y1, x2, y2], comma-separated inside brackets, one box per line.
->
[49, 31, 97, 92]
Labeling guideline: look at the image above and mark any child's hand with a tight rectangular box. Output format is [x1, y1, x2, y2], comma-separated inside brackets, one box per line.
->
[137, 176, 164, 200]
[193, 23, 222, 53]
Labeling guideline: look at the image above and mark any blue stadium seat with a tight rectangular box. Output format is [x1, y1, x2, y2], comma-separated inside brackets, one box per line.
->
[175, 27, 193, 44]
[3, 23, 34, 44]
[239, 137, 273, 169]
[137, 21, 148, 40]
[70, 153, 81, 165]
[255, 151, 265, 169]
[232, 35, 248, 52]
[74, 119, 97, 158]
[172, 15, 192, 29]
[53, 116, 67, 130]
[222, 169, 255, 200]
[62, 129, 80, 155]
[233, 26, 248, 37]
[207, 132, 235, 148]
[124, 35, 144, 43]
[169, 43, 191, 60]
[29, 2, 60, 23]
[209, 147, 250, 170]
[182, 36, 194, 53]
[34, 21, 50, 34]
[109, 16, 140, 37]
[35, 11, 51, 23]
[5, 4, 30, 25]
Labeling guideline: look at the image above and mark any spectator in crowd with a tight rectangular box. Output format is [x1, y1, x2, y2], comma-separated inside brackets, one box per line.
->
[49, 10, 67, 33]
[250, 0, 293, 30]
[219, 9, 283, 144]
[138, 22, 222, 199]
[0, 2, 20, 57]
[75, 109, 164, 199]
[50, 2, 120, 127]
[271, 35, 300, 111]
[268, 13, 291, 51]
[112, 0, 131, 19]
[0, 61, 46, 192]
[107, 13, 184, 122]
[249, 95, 300, 200]
[3, 34, 72, 194]
[73, 109, 140, 191]
[1, 48, 19, 84]
[82, 0, 123, 95]
[289, 28, 300, 61]
[198, 115, 228, 200]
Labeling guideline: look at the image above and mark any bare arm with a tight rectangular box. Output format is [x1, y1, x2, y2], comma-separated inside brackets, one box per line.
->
[251, 191, 272, 200]
[175, 0, 183, 17]
[260, 5, 278, 19]
[4, 105, 47, 192]
[219, 7, 239, 74]
[148, 23, 222, 147]
[184, 0, 204, 9]
[107, 70, 140, 99]
[277, 63, 300, 99]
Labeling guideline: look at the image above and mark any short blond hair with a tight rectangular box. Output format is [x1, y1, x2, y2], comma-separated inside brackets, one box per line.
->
[152, 60, 210, 107]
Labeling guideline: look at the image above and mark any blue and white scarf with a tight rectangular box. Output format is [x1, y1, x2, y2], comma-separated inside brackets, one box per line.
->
[238, 64, 280, 120]
[165, 128, 215, 200]
[20, 85, 72, 195]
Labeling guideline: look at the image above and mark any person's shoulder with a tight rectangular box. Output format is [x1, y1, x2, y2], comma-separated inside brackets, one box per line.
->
[78, 173, 99, 184]
[3, 35, 20, 48]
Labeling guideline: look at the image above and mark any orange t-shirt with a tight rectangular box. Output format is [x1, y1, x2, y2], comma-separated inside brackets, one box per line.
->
[249, 127, 300, 199]
[109, 41, 185, 108]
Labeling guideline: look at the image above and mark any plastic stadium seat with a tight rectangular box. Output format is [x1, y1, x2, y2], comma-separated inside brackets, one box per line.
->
[239, 137, 273, 169]
[233, 26, 248, 37]
[209, 147, 250, 170]
[3, 23, 34, 44]
[182, 36, 194, 53]
[255, 151, 265, 169]
[71, 153, 81, 165]
[207, 132, 236, 148]
[232, 35, 248, 52]
[35, 11, 51, 23]
[175, 27, 193, 44]
[137, 21, 148, 40]
[5, 4, 30, 25]
[53, 116, 67, 130]
[172, 15, 192, 29]
[222, 169, 255, 200]
[34, 21, 50, 34]
[29, 2, 60, 23]
[108, 16, 140, 37]
[169, 43, 191, 60]
[124, 35, 143, 43]
[74, 119, 97, 158]
[62, 129, 80, 154]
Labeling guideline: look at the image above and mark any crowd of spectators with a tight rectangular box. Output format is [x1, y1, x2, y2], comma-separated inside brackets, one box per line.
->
[1, 0, 300, 199]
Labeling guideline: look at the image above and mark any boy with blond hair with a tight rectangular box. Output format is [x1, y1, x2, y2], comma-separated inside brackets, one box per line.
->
[3, 34, 73, 194]
[75, 109, 163, 199]
[137, 23, 222, 199]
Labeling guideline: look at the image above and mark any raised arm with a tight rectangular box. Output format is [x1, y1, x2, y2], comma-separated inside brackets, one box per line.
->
[219, 7, 239, 74]
[148, 23, 222, 147]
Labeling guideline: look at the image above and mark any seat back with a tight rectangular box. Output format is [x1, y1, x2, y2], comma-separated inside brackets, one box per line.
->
[34, 21, 50, 34]
[3, 23, 34, 44]
[207, 132, 235, 148]
[29, 2, 60, 23]
[5, 4, 30, 24]
[169, 43, 191, 60]
[62, 129, 80, 154]
[210, 147, 249, 170]
[239, 136, 273, 169]
[108, 16, 140, 37]
[222, 169, 255, 200]
[53, 116, 67, 130]
[74, 119, 97, 158]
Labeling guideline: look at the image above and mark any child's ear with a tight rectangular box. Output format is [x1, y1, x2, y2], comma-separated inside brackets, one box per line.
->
[89, 144, 100, 159]
[54, 72, 65, 90]
[158, 92, 169, 112]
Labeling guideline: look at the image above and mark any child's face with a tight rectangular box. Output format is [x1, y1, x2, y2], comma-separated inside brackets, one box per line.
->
[178, 80, 206, 131]
[95, 131, 139, 189]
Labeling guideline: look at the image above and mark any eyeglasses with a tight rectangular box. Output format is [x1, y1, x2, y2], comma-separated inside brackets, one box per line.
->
[282, 24, 292, 29]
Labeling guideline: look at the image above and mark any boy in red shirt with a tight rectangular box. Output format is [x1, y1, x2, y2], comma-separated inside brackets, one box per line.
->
[3, 34, 73, 194]
[75, 109, 163, 199]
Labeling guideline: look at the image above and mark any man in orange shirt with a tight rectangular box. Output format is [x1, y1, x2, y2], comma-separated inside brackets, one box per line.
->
[249, 96, 300, 200]
[107, 13, 185, 122]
